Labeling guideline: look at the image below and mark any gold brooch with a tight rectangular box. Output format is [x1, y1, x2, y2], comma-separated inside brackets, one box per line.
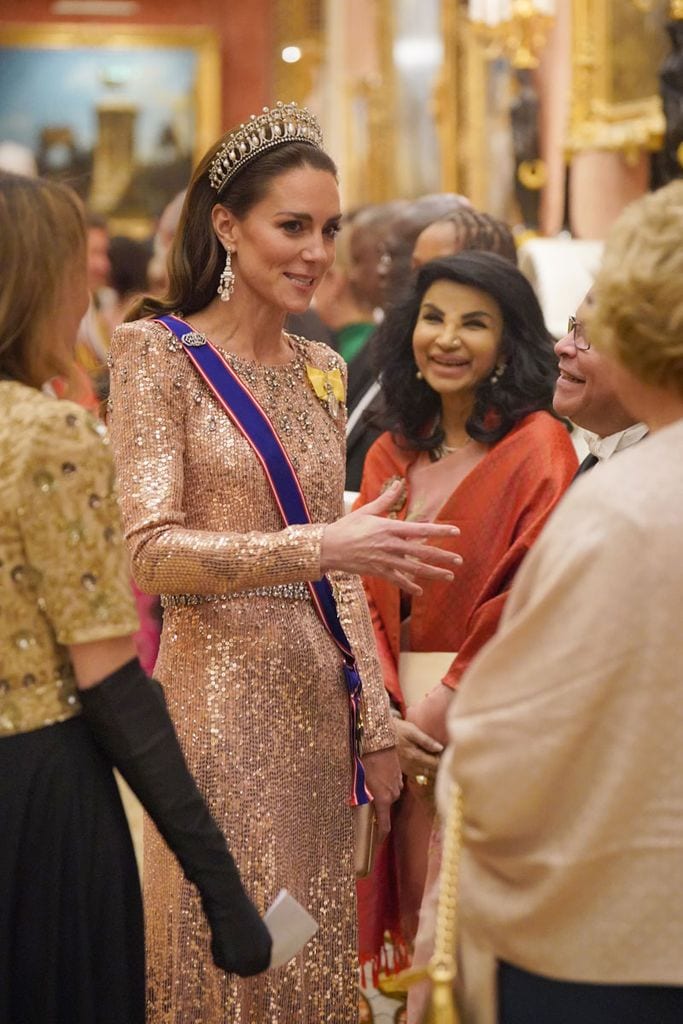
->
[305, 364, 344, 419]
[381, 475, 407, 517]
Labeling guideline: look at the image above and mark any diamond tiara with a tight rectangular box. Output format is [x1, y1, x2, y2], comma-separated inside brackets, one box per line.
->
[209, 101, 324, 195]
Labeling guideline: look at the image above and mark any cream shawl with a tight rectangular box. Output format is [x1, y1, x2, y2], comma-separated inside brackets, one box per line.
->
[438, 418, 683, 1022]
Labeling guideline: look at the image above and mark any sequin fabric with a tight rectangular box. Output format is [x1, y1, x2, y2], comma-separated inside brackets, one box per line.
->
[0, 382, 139, 736]
[108, 320, 394, 1023]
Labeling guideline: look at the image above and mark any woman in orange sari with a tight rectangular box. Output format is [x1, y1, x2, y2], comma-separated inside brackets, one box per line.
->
[356, 251, 577, 977]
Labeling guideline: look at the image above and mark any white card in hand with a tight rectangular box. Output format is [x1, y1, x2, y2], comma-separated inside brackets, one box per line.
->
[264, 889, 318, 969]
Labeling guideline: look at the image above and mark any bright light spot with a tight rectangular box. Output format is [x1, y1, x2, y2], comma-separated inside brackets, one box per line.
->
[393, 37, 443, 70]
[282, 46, 302, 64]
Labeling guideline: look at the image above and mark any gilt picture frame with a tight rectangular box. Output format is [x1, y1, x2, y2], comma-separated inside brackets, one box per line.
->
[0, 23, 220, 234]
[567, 0, 668, 157]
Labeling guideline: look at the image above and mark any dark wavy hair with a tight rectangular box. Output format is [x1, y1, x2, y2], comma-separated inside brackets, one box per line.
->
[372, 250, 559, 450]
[128, 139, 337, 321]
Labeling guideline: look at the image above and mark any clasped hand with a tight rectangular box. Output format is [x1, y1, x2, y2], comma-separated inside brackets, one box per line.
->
[392, 717, 443, 782]
[320, 481, 462, 593]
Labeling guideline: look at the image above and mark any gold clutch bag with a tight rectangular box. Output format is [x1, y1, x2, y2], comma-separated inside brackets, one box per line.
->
[353, 800, 378, 878]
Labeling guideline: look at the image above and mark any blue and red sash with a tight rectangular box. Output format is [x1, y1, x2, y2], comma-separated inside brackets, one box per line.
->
[156, 314, 371, 806]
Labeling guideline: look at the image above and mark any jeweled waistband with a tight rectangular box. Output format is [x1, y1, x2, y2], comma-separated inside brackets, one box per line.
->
[161, 582, 311, 608]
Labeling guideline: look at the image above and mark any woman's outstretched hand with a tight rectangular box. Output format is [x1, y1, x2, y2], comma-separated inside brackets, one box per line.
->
[321, 481, 462, 593]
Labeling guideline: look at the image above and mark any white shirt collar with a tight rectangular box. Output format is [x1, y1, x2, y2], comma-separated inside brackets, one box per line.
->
[582, 422, 648, 461]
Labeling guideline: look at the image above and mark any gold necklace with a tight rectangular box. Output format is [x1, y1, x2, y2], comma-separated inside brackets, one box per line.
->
[429, 437, 472, 462]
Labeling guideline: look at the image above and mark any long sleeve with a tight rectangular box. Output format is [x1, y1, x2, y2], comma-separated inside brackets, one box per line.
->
[331, 573, 395, 753]
[108, 320, 324, 595]
[352, 437, 403, 708]
[332, 371, 393, 753]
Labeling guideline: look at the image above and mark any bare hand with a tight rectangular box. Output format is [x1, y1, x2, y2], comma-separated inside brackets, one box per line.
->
[406, 682, 454, 748]
[362, 746, 402, 840]
[321, 482, 462, 594]
[392, 717, 443, 780]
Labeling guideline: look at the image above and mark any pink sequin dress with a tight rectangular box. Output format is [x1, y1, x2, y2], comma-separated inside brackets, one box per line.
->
[108, 320, 393, 1023]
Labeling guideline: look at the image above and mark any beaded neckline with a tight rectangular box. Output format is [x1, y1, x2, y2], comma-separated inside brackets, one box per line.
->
[216, 333, 307, 372]
[169, 315, 308, 372]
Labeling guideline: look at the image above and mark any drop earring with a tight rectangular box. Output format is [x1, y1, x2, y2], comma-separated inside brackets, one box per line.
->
[217, 248, 235, 302]
[490, 361, 506, 385]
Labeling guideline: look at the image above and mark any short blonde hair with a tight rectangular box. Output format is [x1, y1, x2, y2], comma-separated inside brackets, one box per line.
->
[0, 171, 86, 387]
[590, 180, 683, 397]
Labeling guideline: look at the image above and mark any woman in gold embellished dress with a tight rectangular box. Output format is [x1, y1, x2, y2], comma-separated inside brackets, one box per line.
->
[108, 104, 461, 1023]
[0, 174, 271, 1024]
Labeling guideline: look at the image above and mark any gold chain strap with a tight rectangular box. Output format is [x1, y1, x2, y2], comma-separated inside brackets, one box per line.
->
[380, 783, 464, 1023]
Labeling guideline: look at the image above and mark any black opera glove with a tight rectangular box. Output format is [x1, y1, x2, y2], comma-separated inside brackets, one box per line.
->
[79, 657, 272, 977]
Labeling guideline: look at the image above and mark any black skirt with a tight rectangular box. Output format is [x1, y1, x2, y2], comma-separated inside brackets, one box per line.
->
[498, 959, 683, 1024]
[0, 716, 145, 1024]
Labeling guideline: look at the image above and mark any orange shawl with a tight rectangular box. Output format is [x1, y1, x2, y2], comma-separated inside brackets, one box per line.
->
[356, 411, 577, 971]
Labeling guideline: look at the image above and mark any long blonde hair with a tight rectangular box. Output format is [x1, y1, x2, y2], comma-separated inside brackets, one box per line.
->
[0, 171, 86, 387]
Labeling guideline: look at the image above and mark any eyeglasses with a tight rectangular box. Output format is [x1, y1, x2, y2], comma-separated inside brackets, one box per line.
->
[567, 315, 591, 351]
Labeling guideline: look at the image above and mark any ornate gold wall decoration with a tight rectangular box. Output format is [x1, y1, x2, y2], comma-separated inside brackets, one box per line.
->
[567, 0, 667, 158]
[469, 0, 554, 69]
[517, 157, 547, 188]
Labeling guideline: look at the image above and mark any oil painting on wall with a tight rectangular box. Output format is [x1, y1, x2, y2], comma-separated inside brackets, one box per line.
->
[0, 25, 219, 231]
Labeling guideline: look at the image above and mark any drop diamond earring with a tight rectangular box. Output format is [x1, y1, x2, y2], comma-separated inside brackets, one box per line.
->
[217, 248, 235, 302]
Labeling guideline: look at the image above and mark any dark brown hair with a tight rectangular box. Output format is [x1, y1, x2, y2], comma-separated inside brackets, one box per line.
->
[129, 139, 337, 320]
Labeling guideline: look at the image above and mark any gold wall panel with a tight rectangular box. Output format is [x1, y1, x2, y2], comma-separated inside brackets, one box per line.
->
[568, 0, 667, 157]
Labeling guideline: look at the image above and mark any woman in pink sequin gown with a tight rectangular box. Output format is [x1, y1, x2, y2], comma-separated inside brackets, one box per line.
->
[108, 105, 460, 1023]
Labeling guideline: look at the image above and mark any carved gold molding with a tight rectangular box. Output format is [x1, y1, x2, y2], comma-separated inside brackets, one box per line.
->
[460, 16, 491, 208]
[567, 0, 666, 158]
[469, 1, 554, 69]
